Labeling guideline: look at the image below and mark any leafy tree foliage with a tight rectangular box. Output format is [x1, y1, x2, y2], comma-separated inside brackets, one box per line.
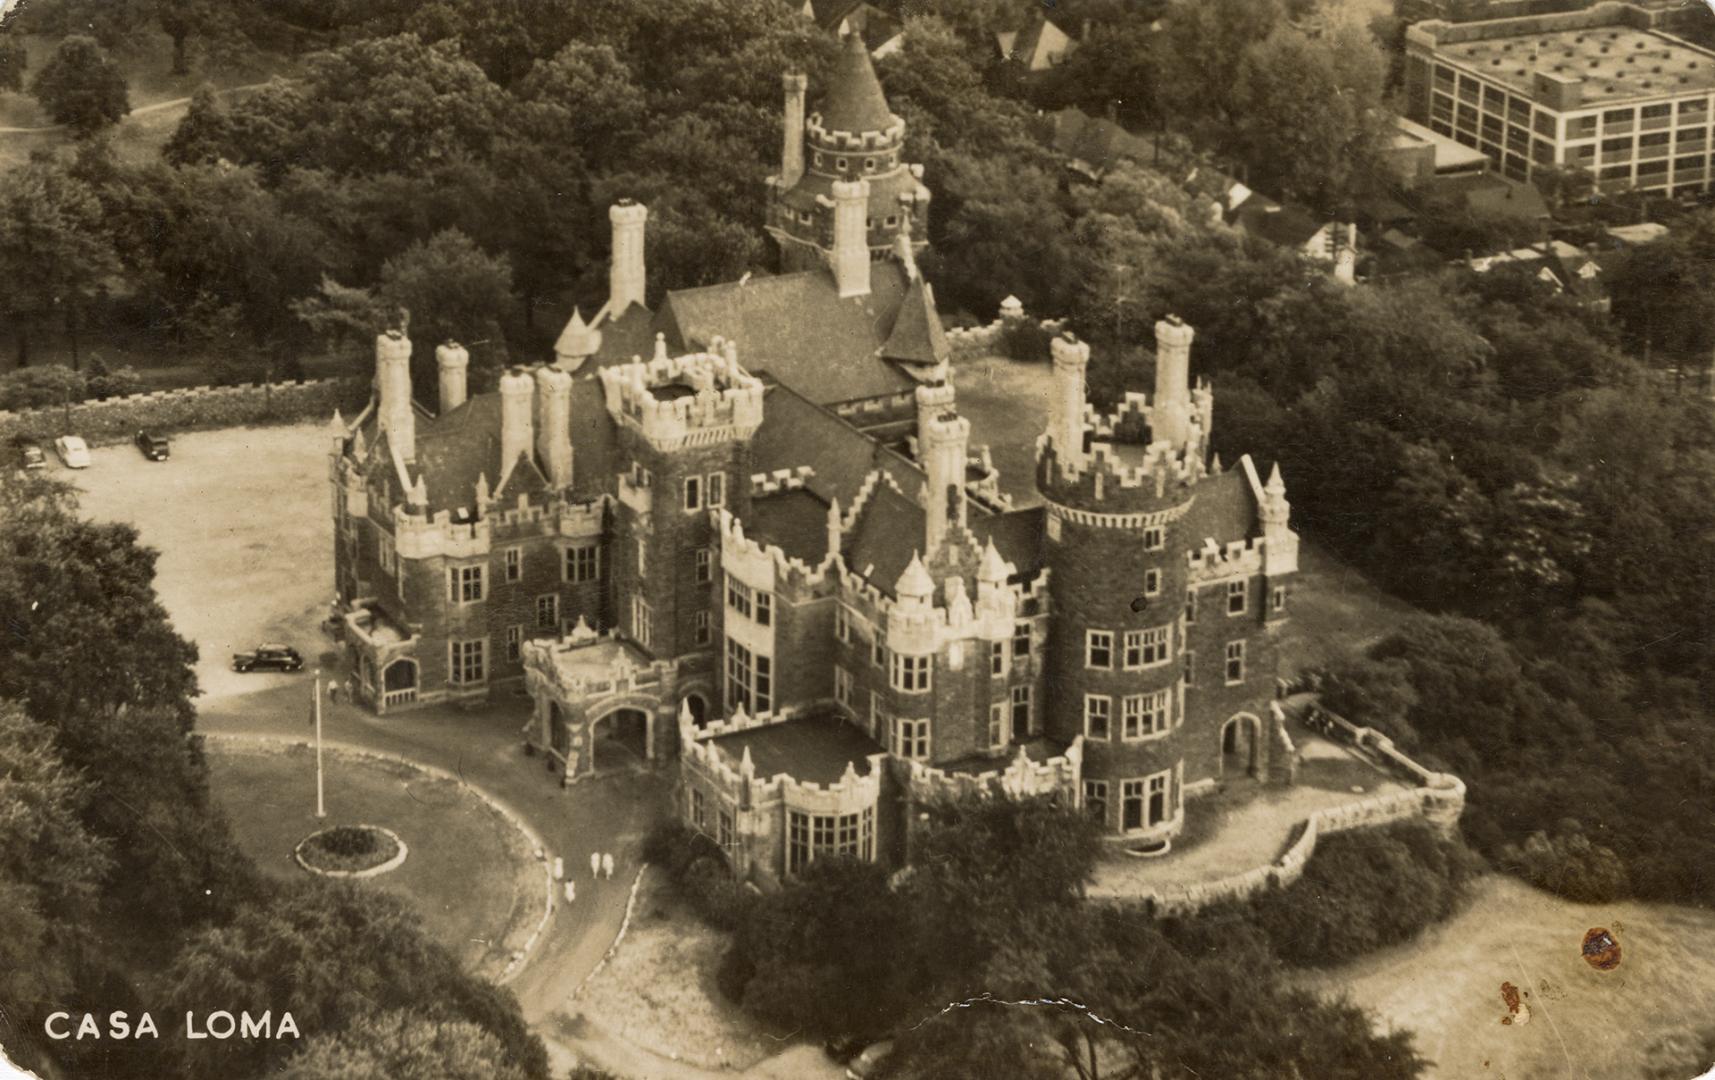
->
[0, 159, 121, 366]
[277, 1010, 534, 1080]
[30, 35, 131, 135]
[0, 37, 26, 92]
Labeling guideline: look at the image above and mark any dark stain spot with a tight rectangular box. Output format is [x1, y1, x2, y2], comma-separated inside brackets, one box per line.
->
[1129, 596, 1148, 612]
[1582, 927, 1622, 971]
[1499, 981, 1531, 1025]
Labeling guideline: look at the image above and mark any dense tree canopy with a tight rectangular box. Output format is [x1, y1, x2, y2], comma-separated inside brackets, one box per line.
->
[30, 34, 131, 134]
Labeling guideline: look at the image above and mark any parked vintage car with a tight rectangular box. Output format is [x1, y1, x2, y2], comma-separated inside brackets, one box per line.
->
[15, 439, 46, 470]
[53, 435, 91, 469]
[231, 644, 305, 673]
[134, 429, 170, 461]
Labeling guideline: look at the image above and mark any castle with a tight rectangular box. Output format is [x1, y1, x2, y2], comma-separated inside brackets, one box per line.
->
[329, 35, 1300, 881]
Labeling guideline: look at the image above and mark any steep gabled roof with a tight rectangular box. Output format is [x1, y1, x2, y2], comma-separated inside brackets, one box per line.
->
[844, 480, 924, 596]
[819, 31, 895, 133]
[749, 380, 925, 508]
[880, 278, 951, 367]
[411, 395, 504, 516]
[971, 506, 1047, 578]
[745, 488, 833, 565]
[1182, 464, 1259, 547]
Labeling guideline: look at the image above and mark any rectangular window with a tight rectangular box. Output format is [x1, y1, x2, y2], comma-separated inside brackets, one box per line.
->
[991, 640, 1006, 676]
[565, 544, 600, 583]
[1123, 690, 1170, 739]
[835, 664, 853, 708]
[1084, 780, 1108, 825]
[378, 535, 395, 575]
[1012, 685, 1032, 734]
[448, 564, 485, 603]
[1122, 779, 1145, 830]
[1185, 588, 1197, 624]
[1143, 526, 1164, 551]
[893, 717, 930, 760]
[506, 625, 523, 663]
[535, 593, 559, 630]
[1225, 641, 1246, 685]
[1086, 630, 1114, 670]
[726, 575, 753, 619]
[691, 788, 707, 831]
[891, 653, 931, 693]
[1148, 771, 1169, 826]
[725, 638, 772, 714]
[1271, 586, 1287, 613]
[450, 638, 486, 684]
[694, 610, 711, 646]
[1144, 568, 1161, 597]
[1123, 627, 1169, 669]
[632, 595, 652, 649]
[786, 808, 874, 874]
[988, 702, 1007, 748]
[755, 591, 773, 627]
[707, 472, 725, 508]
[1227, 579, 1247, 615]
[684, 475, 702, 511]
[637, 538, 648, 578]
[836, 605, 852, 643]
[1013, 621, 1032, 659]
[1084, 694, 1112, 740]
[695, 548, 712, 584]
[1184, 649, 1195, 687]
[871, 636, 887, 670]
[869, 691, 886, 742]
[504, 546, 522, 582]
[717, 810, 734, 849]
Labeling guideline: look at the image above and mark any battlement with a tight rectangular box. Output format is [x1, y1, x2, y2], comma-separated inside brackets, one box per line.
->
[1187, 535, 1269, 584]
[717, 507, 837, 593]
[522, 624, 677, 699]
[805, 113, 906, 150]
[681, 706, 886, 812]
[750, 466, 815, 495]
[1036, 436, 1204, 515]
[598, 341, 765, 450]
[898, 736, 1083, 802]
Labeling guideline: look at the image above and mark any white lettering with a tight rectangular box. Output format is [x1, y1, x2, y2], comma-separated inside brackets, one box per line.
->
[275, 1012, 299, 1040]
[44, 1012, 70, 1040]
[76, 1014, 100, 1039]
[239, 1011, 269, 1039]
[205, 1011, 235, 1039]
[109, 1012, 130, 1040]
[185, 1011, 205, 1039]
[134, 1012, 158, 1039]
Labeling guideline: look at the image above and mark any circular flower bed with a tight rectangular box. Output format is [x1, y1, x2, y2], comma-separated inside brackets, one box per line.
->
[294, 824, 408, 878]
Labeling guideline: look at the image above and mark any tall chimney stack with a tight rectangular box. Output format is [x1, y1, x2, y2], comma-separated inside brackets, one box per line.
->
[436, 339, 469, 414]
[1046, 332, 1090, 472]
[916, 383, 969, 553]
[498, 367, 535, 487]
[781, 72, 808, 189]
[609, 199, 648, 315]
[1152, 316, 1194, 447]
[534, 365, 573, 489]
[376, 327, 415, 461]
[832, 178, 871, 298]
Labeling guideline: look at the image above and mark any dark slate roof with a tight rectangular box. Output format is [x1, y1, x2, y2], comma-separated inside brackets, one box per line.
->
[818, 31, 894, 134]
[708, 712, 883, 784]
[745, 488, 832, 565]
[810, 0, 862, 28]
[567, 375, 619, 501]
[844, 481, 924, 595]
[412, 395, 506, 516]
[880, 279, 950, 367]
[1424, 173, 1550, 221]
[971, 506, 1047, 578]
[658, 262, 931, 406]
[590, 303, 659, 367]
[1182, 465, 1259, 548]
[1237, 204, 1328, 248]
[749, 381, 926, 510]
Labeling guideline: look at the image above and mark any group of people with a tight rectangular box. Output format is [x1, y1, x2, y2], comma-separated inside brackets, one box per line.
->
[560, 851, 617, 904]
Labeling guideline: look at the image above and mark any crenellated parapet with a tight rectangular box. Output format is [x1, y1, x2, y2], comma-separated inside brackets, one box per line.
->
[681, 706, 886, 814]
[522, 625, 677, 701]
[805, 112, 907, 151]
[897, 736, 1083, 803]
[394, 504, 492, 560]
[598, 341, 766, 452]
[716, 507, 838, 596]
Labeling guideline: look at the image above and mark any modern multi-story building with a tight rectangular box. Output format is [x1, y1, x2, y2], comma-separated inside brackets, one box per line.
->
[328, 36, 1301, 881]
[1405, 2, 1715, 194]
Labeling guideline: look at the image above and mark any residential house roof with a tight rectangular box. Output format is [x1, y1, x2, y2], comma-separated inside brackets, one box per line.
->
[998, 14, 1075, 71]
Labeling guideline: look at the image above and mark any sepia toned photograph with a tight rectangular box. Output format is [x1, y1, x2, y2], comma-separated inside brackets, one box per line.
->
[1, 0, 1712, 1077]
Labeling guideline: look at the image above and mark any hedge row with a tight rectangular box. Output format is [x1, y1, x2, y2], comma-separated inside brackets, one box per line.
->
[0, 378, 370, 446]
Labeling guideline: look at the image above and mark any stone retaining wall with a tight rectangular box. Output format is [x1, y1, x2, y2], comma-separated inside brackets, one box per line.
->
[0, 377, 368, 446]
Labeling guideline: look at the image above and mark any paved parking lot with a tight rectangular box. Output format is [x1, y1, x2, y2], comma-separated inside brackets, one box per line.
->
[65, 421, 338, 701]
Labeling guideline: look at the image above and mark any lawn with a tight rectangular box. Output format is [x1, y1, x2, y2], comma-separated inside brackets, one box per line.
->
[576, 873, 789, 1071]
[1298, 874, 1715, 1080]
[66, 421, 337, 702]
[207, 740, 545, 980]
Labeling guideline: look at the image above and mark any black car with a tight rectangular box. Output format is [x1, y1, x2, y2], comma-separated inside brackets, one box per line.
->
[231, 644, 304, 673]
[135, 429, 170, 461]
[15, 439, 46, 470]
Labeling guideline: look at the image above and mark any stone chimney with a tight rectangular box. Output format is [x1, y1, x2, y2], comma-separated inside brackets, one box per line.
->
[436, 339, 469, 414]
[1152, 316, 1194, 447]
[916, 383, 968, 553]
[1334, 222, 1358, 286]
[609, 199, 648, 315]
[498, 367, 535, 487]
[832, 178, 871, 299]
[534, 365, 573, 489]
[1046, 332, 1090, 471]
[375, 327, 415, 460]
[781, 72, 808, 189]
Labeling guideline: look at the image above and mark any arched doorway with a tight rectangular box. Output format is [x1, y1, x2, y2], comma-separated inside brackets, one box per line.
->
[382, 659, 418, 709]
[683, 693, 710, 728]
[1221, 713, 1260, 778]
[591, 708, 650, 771]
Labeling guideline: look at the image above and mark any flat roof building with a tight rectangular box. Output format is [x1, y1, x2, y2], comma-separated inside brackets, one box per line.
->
[1405, 2, 1715, 194]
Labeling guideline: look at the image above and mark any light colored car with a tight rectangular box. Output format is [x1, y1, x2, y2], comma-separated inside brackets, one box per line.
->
[54, 435, 91, 469]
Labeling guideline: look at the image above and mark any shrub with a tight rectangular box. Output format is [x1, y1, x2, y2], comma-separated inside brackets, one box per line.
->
[999, 317, 1053, 362]
[1500, 828, 1627, 903]
[681, 855, 751, 931]
[0, 366, 86, 410]
[319, 825, 378, 858]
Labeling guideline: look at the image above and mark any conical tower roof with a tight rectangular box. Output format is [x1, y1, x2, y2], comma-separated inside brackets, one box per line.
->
[820, 32, 895, 134]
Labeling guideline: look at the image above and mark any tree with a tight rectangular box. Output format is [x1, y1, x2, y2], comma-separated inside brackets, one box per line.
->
[0, 160, 120, 367]
[278, 1011, 534, 1080]
[30, 35, 131, 135]
[1606, 230, 1715, 381]
[0, 37, 26, 93]
[1156, 0, 1283, 167]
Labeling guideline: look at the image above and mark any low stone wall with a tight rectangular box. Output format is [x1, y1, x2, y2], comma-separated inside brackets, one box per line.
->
[0, 377, 368, 446]
[1113, 704, 1466, 916]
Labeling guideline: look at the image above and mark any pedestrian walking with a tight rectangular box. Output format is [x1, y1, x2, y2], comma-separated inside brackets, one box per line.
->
[601, 852, 614, 880]
[563, 880, 576, 905]
[553, 856, 564, 881]
[590, 851, 601, 879]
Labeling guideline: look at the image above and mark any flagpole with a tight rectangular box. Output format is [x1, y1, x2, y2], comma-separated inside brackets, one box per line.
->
[315, 670, 326, 819]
